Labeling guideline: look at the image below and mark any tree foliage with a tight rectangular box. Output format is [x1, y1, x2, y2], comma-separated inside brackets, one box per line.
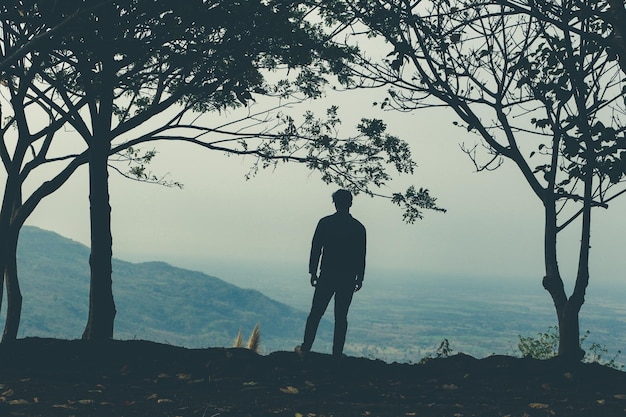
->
[490, 0, 626, 76]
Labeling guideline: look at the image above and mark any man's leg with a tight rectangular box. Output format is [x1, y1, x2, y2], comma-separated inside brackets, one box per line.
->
[301, 282, 334, 352]
[332, 282, 355, 357]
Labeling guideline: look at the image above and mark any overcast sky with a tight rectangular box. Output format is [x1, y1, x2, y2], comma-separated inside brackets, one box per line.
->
[21, 81, 626, 297]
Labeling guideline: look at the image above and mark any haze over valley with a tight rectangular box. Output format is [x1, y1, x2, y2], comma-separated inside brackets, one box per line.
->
[6, 226, 625, 366]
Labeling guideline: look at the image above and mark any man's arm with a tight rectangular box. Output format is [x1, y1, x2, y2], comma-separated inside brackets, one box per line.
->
[355, 226, 366, 292]
[357, 226, 366, 280]
[308, 220, 323, 286]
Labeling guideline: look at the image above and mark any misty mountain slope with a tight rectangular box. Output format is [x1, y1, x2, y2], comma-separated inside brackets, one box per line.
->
[10, 226, 330, 352]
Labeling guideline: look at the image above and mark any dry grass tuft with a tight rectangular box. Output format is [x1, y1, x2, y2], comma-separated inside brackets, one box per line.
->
[232, 324, 261, 353]
[247, 323, 261, 353]
[233, 328, 244, 348]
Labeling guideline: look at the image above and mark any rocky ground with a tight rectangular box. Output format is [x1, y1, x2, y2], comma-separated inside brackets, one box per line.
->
[1, 338, 625, 416]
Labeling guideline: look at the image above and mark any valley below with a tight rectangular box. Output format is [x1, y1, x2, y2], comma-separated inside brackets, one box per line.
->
[6, 226, 626, 367]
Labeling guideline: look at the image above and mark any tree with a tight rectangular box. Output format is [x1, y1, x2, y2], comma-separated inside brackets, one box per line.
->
[324, 0, 626, 360]
[0, 0, 98, 341]
[1, 0, 443, 341]
[48, 0, 362, 341]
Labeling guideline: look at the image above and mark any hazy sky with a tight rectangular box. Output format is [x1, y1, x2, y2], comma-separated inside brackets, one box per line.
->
[22, 82, 626, 295]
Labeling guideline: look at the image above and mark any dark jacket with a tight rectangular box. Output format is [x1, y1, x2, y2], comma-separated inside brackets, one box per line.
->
[308, 212, 366, 280]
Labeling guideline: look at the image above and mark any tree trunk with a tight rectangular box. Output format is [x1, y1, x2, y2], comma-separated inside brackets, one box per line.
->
[541, 196, 567, 315]
[0, 243, 5, 323]
[82, 137, 116, 340]
[551, 33, 595, 362]
[2, 228, 21, 343]
[81, 3, 116, 341]
[0, 253, 4, 313]
[541, 195, 585, 361]
[558, 157, 594, 362]
[0, 165, 24, 337]
[557, 302, 584, 361]
[542, 210, 586, 361]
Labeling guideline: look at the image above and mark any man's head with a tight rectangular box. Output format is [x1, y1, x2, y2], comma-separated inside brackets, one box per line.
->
[332, 189, 353, 212]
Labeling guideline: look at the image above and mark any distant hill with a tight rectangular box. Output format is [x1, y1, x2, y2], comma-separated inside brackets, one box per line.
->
[8, 226, 330, 353]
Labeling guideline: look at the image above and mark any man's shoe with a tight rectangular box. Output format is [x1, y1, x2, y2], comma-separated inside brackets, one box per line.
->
[332, 353, 347, 364]
[294, 345, 308, 358]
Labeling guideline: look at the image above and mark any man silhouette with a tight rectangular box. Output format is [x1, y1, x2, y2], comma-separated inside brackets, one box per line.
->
[296, 189, 366, 359]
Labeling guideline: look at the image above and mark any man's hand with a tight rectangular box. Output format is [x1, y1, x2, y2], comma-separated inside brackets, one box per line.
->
[354, 279, 363, 292]
[310, 273, 318, 287]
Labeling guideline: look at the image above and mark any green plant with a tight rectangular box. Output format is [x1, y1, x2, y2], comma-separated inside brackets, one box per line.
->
[583, 332, 623, 371]
[518, 327, 623, 370]
[518, 326, 559, 360]
[419, 339, 453, 364]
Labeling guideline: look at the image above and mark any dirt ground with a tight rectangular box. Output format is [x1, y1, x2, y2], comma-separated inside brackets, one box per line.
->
[1, 338, 625, 416]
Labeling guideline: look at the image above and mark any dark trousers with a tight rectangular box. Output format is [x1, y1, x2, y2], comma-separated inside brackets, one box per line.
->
[302, 277, 355, 356]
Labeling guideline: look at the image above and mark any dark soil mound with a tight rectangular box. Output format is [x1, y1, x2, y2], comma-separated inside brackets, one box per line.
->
[1, 338, 625, 416]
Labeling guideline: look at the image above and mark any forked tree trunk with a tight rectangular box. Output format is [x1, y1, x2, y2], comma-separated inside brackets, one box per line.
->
[544, 272, 585, 361]
[560, 158, 593, 362]
[541, 196, 585, 362]
[542, 157, 592, 362]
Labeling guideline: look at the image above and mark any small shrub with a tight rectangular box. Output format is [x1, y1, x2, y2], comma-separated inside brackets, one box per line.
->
[419, 338, 453, 364]
[518, 326, 559, 360]
[584, 335, 623, 370]
[518, 326, 623, 370]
